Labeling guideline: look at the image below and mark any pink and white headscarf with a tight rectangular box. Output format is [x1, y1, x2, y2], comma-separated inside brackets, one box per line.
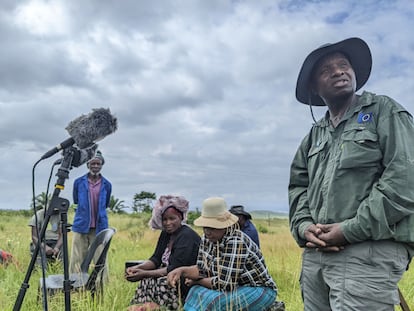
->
[149, 195, 189, 230]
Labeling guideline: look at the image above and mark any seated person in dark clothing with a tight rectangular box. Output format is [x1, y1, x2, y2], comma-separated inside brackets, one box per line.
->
[28, 208, 62, 265]
[229, 205, 260, 247]
[125, 195, 201, 311]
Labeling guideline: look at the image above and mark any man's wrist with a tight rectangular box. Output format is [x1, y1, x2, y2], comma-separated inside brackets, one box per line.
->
[299, 221, 314, 240]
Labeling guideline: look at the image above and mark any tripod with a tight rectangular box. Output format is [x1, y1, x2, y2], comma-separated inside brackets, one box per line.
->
[14, 149, 76, 311]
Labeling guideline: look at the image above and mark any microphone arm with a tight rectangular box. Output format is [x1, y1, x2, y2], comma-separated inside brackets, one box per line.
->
[40, 137, 75, 160]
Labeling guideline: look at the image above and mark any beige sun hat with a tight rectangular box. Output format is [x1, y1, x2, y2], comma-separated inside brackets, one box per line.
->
[194, 197, 239, 229]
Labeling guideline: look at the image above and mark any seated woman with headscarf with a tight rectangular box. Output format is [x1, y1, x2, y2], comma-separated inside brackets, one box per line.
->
[125, 195, 201, 311]
[167, 197, 278, 311]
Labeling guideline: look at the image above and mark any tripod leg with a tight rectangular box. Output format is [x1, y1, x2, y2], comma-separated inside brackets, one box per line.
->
[14, 209, 52, 311]
[399, 287, 411, 311]
[58, 204, 72, 311]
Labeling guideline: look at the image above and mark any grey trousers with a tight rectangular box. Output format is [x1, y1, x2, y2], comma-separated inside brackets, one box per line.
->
[300, 240, 409, 311]
[69, 229, 108, 282]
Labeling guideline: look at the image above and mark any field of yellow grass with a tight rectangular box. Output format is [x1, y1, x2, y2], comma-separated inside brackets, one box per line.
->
[0, 210, 413, 310]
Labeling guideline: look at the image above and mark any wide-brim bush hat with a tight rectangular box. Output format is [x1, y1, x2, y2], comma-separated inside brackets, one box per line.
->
[296, 37, 372, 106]
[229, 205, 252, 220]
[194, 197, 239, 229]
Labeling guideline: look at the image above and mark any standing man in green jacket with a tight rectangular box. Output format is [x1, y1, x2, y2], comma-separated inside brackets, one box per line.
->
[289, 37, 414, 310]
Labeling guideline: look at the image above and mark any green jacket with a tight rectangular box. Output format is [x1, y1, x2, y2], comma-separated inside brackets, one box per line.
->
[289, 91, 414, 257]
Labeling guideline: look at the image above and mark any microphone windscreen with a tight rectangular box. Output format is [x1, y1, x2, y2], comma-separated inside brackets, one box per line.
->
[65, 108, 118, 149]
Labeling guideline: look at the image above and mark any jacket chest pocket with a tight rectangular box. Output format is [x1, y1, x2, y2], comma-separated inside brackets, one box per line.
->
[339, 128, 382, 169]
[307, 139, 328, 177]
[308, 139, 327, 159]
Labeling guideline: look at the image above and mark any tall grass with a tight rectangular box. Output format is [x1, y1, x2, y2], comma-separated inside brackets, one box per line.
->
[0, 210, 413, 310]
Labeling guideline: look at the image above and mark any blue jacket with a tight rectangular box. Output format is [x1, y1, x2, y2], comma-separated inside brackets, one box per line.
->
[72, 174, 112, 234]
[242, 220, 260, 248]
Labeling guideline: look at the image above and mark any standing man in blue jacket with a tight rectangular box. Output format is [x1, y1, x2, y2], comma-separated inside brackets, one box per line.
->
[69, 150, 112, 277]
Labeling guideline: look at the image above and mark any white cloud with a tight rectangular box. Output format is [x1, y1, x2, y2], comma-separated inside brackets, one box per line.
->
[14, 0, 69, 36]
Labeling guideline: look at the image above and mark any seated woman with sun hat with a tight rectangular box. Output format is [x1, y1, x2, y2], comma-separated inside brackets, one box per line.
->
[167, 197, 277, 311]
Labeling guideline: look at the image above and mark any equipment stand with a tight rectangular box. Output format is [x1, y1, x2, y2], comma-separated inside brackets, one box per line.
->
[14, 150, 76, 311]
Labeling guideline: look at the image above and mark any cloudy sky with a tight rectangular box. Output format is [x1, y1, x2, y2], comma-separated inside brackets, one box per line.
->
[0, 0, 413, 213]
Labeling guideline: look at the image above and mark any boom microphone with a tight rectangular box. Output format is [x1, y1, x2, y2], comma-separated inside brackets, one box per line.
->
[40, 108, 117, 160]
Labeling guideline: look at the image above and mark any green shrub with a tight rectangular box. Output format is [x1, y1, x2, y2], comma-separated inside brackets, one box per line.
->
[256, 223, 268, 234]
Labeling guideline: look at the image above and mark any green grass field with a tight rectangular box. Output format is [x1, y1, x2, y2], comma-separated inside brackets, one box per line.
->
[0, 210, 413, 310]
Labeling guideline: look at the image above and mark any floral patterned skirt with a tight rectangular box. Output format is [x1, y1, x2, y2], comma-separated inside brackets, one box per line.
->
[130, 277, 182, 310]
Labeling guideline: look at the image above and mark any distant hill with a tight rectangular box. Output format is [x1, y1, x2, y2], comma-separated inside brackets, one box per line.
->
[250, 210, 288, 219]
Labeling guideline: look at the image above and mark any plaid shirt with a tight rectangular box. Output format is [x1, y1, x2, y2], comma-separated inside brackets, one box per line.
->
[197, 227, 277, 291]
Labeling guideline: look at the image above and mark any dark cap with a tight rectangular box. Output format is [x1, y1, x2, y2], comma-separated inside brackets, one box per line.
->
[229, 205, 252, 219]
[88, 150, 105, 165]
